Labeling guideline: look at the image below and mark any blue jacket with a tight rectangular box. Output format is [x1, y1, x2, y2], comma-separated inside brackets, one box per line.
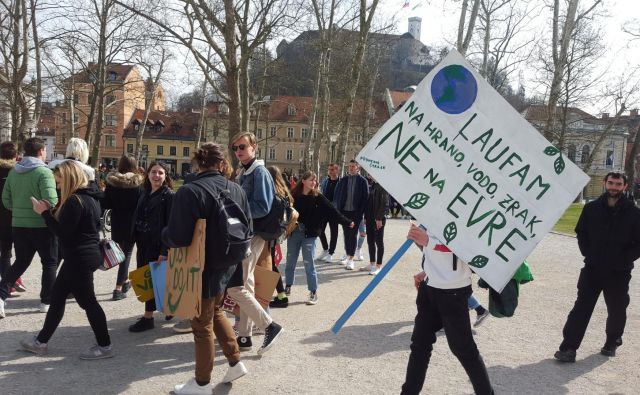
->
[333, 174, 369, 220]
[238, 160, 274, 220]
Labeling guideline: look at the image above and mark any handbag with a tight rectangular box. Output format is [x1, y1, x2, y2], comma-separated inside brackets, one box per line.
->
[99, 227, 126, 271]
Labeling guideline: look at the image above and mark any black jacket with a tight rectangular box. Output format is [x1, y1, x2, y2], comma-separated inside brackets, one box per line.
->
[134, 186, 173, 260]
[576, 193, 640, 272]
[294, 193, 351, 238]
[162, 171, 251, 298]
[102, 171, 144, 243]
[365, 182, 389, 221]
[0, 159, 15, 240]
[333, 174, 369, 220]
[41, 188, 102, 271]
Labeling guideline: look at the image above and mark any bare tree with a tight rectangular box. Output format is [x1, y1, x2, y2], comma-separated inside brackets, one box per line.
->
[457, 0, 481, 55]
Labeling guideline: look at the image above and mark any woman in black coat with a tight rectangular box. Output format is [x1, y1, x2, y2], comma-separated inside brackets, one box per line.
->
[128, 161, 174, 333]
[22, 160, 112, 359]
[102, 154, 144, 300]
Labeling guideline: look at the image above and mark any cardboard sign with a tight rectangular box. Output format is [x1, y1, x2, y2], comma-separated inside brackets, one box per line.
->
[164, 219, 206, 318]
[149, 260, 167, 313]
[357, 49, 589, 291]
[129, 265, 154, 302]
[221, 265, 280, 315]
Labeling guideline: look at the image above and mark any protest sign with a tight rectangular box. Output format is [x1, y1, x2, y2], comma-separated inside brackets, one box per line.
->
[164, 219, 205, 318]
[357, 49, 589, 291]
[149, 260, 167, 313]
[129, 265, 154, 303]
[221, 265, 280, 316]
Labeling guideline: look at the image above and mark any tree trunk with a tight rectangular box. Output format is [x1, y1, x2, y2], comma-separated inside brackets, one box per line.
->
[224, 0, 241, 141]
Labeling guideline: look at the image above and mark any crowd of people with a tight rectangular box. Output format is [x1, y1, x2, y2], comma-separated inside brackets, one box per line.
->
[0, 133, 633, 395]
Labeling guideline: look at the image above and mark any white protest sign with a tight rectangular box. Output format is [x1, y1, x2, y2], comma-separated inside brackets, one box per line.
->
[357, 49, 589, 291]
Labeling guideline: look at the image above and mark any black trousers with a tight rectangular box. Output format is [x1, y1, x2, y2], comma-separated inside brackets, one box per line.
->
[114, 239, 135, 286]
[136, 245, 157, 312]
[270, 244, 285, 294]
[0, 238, 11, 281]
[365, 218, 385, 265]
[560, 266, 632, 351]
[0, 228, 58, 303]
[37, 262, 110, 347]
[402, 283, 493, 395]
[319, 219, 339, 255]
[341, 211, 360, 256]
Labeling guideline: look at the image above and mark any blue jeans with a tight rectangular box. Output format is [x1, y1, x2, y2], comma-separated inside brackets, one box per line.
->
[468, 294, 480, 310]
[284, 225, 318, 292]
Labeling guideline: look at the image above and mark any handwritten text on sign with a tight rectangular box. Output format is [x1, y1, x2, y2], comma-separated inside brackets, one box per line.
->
[164, 219, 205, 318]
[358, 50, 589, 291]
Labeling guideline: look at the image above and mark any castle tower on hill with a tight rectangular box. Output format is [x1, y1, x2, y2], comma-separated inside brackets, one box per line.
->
[408, 17, 422, 41]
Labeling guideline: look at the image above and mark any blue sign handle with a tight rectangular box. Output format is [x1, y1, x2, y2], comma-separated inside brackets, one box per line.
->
[331, 238, 414, 334]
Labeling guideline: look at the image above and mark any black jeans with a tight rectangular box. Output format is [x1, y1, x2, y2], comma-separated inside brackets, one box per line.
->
[0, 238, 11, 281]
[365, 218, 385, 265]
[319, 219, 339, 255]
[115, 239, 135, 286]
[270, 244, 285, 294]
[136, 246, 156, 312]
[560, 266, 632, 351]
[0, 228, 58, 303]
[402, 283, 493, 395]
[341, 211, 360, 257]
[37, 262, 110, 347]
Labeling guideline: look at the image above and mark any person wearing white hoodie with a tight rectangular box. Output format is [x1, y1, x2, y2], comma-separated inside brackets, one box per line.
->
[401, 223, 493, 395]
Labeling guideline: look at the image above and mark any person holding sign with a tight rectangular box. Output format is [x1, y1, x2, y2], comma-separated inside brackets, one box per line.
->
[163, 143, 250, 394]
[333, 160, 369, 270]
[555, 172, 640, 362]
[128, 162, 174, 332]
[402, 223, 493, 395]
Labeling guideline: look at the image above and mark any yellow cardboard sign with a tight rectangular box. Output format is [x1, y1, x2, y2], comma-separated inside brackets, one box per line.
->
[164, 219, 205, 319]
[129, 265, 154, 302]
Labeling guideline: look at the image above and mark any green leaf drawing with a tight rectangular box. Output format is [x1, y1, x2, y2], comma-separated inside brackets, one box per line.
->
[403, 192, 430, 210]
[543, 146, 559, 156]
[443, 222, 457, 244]
[554, 155, 565, 175]
[469, 255, 489, 268]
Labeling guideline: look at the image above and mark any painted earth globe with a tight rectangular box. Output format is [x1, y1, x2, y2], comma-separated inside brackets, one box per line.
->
[430, 65, 477, 115]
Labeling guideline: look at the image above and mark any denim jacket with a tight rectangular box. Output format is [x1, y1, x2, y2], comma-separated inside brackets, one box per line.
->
[238, 160, 275, 220]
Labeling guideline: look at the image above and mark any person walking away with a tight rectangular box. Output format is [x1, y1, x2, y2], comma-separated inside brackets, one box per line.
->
[102, 154, 143, 300]
[0, 142, 27, 295]
[402, 223, 493, 395]
[317, 163, 340, 263]
[333, 160, 368, 270]
[554, 172, 640, 362]
[163, 143, 249, 394]
[20, 161, 113, 359]
[284, 171, 353, 305]
[128, 162, 174, 332]
[359, 176, 389, 275]
[0, 138, 58, 317]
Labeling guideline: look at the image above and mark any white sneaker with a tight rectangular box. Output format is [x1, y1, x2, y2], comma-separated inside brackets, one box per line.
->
[39, 303, 49, 313]
[339, 256, 349, 265]
[345, 260, 355, 270]
[222, 361, 248, 383]
[359, 264, 375, 272]
[0, 298, 5, 318]
[354, 250, 364, 261]
[370, 266, 381, 276]
[317, 250, 329, 261]
[174, 378, 212, 395]
[20, 335, 48, 355]
[324, 254, 334, 262]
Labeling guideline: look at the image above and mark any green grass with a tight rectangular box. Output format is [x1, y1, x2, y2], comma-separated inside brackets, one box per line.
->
[552, 203, 583, 235]
[173, 179, 184, 189]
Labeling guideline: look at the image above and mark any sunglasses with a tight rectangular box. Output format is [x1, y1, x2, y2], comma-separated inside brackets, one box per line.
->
[231, 144, 247, 152]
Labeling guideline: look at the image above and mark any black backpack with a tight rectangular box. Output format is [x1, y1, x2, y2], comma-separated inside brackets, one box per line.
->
[192, 178, 252, 267]
[253, 194, 291, 241]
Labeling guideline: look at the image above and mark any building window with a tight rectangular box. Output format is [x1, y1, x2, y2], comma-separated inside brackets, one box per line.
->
[170, 146, 176, 156]
[106, 95, 116, 105]
[257, 129, 263, 139]
[300, 150, 304, 160]
[62, 113, 67, 124]
[105, 135, 115, 147]
[257, 148, 262, 158]
[157, 145, 164, 155]
[287, 127, 294, 138]
[605, 149, 614, 167]
[127, 144, 134, 153]
[313, 128, 318, 139]
[567, 144, 576, 163]
[286, 149, 293, 160]
[107, 71, 117, 81]
[183, 147, 190, 157]
[73, 114, 79, 124]
[287, 104, 296, 116]
[73, 94, 79, 105]
[270, 127, 276, 137]
[301, 128, 309, 139]
[581, 145, 590, 164]
[105, 114, 117, 126]
[269, 148, 276, 160]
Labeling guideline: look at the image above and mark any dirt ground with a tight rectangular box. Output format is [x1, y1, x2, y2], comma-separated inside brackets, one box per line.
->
[0, 219, 638, 394]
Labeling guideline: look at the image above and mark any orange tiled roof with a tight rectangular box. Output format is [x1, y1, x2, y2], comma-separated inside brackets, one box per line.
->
[124, 109, 201, 140]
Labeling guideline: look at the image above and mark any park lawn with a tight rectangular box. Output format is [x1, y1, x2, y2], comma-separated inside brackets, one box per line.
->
[552, 203, 583, 236]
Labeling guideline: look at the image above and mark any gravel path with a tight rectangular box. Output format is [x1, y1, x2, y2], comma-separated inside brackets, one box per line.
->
[0, 220, 638, 394]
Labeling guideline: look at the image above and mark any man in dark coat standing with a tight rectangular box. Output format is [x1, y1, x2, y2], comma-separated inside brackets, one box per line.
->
[555, 172, 640, 362]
